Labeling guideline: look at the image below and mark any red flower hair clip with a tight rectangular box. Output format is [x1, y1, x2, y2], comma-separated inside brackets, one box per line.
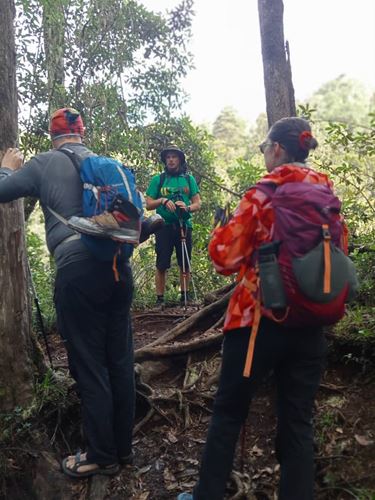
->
[299, 130, 313, 150]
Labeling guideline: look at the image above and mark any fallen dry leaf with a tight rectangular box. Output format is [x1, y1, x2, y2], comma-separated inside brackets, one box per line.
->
[167, 431, 178, 443]
[135, 465, 152, 478]
[354, 434, 374, 446]
[133, 492, 150, 500]
[163, 467, 177, 483]
[251, 444, 264, 456]
[165, 481, 179, 491]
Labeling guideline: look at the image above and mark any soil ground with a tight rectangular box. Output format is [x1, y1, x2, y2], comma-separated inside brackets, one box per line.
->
[3, 303, 375, 500]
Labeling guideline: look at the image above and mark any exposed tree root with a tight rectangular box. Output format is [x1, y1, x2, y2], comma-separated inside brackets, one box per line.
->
[133, 408, 155, 435]
[203, 282, 235, 305]
[141, 290, 231, 349]
[228, 470, 253, 500]
[135, 330, 223, 362]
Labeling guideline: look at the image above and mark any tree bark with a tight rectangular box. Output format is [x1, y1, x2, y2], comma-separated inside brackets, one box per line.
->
[0, 0, 34, 410]
[43, 0, 66, 111]
[258, 0, 296, 127]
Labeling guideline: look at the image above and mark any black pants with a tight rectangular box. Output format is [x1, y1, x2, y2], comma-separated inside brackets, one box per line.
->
[54, 258, 135, 465]
[194, 317, 327, 500]
[155, 223, 192, 271]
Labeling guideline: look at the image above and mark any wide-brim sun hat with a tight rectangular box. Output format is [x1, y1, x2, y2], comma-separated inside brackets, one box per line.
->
[160, 145, 186, 165]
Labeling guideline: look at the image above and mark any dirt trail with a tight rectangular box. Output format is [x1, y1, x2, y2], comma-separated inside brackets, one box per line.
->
[106, 306, 375, 500]
[3, 305, 375, 500]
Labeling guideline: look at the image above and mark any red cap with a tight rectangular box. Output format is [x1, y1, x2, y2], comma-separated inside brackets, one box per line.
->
[49, 107, 84, 139]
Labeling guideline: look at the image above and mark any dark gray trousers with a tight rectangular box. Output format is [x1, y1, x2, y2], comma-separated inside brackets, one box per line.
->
[54, 258, 135, 465]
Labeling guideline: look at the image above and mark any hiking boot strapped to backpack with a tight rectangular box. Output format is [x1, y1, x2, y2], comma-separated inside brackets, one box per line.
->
[58, 149, 143, 262]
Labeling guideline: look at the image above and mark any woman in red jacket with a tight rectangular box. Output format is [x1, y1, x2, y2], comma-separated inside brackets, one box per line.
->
[178, 117, 336, 500]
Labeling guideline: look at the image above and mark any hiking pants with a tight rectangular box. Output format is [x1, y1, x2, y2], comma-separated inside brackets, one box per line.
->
[155, 223, 192, 271]
[54, 258, 135, 465]
[194, 317, 327, 500]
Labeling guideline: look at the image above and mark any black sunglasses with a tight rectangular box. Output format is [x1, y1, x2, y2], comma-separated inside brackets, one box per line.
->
[259, 141, 274, 154]
[259, 141, 286, 154]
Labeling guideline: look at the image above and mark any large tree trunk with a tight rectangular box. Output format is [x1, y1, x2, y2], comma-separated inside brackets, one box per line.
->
[258, 0, 296, 127]
[43, 0, 66, 111]
[0, 0, 35, 411]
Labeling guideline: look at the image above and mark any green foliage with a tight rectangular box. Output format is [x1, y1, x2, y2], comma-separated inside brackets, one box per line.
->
[333, 246, 375, 350]
[34, 368, 68, 413]
[16, 0, 194, 158]
[351, 244, 375, 305]
[212, 107, 249, 166]
[26, 216, 56, 331]
[308, 75, 372, 125]
[0, 369, 69, 442]
[0, 371, 73, 492]
[349, 488, 375, 500]
[334, 305, 375, 342]
[227, 157, 266, 196]
[189, 219, 231, 294]
[247, 112, 269, 153]
[16, 0, 225, 306]
[313, 115, 375, 234]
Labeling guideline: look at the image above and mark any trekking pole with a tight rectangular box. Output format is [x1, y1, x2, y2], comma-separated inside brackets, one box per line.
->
[178, 218, 198, 307]
[179, 219, 188, 308]
[27, 259, 54, 369]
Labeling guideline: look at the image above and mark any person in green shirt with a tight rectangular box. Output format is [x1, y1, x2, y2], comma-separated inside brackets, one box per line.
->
[145, 146, 202, 306]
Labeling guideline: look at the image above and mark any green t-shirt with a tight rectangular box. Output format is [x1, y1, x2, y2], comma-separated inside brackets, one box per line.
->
[146, 173, 200, 227]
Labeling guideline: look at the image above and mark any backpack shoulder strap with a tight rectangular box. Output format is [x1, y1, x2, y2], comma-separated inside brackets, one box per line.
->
[157, 171, 166, 197]
[156, 171, 193, 197]
[46, 149, 83, 225]
[185, 173, 193, 195]
[58, 147, 82, 175]
[253, 181, 278, 202]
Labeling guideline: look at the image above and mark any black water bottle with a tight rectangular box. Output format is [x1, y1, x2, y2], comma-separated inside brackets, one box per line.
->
[258, 241, 287, 309]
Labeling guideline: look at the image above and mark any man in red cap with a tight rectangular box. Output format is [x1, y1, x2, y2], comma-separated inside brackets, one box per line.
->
[49, 107, 85, 139]
[0, 108, 135, 478]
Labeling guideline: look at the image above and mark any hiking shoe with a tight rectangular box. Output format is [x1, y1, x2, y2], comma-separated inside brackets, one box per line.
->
[68, 211, 140, 243]
[139, 214, 165, 243]
[68, 196, 141, 243]
[155, 296, 165, 310]
[177, 494, 193, 500]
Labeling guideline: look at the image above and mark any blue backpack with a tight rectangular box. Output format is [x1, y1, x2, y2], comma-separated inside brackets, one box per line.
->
[59, 148, 143, 261]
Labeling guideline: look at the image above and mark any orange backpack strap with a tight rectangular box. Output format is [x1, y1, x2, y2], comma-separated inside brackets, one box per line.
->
[243, 297, 261, 378]
[112, 248, 121, 282]
[243, 271, 261, 378]
[243, 267, 289, 378]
